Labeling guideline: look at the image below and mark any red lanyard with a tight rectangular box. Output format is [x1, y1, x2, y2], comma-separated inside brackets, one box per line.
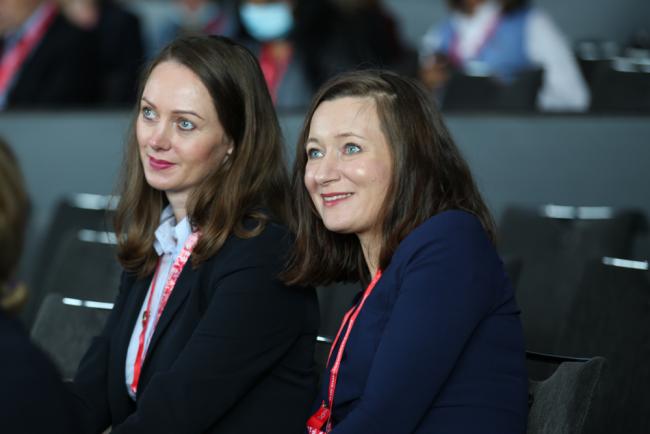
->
[0, 2, 58, 95]
[130, 231, 200, 395]
[449, 12, 501, 67]
[307, 269, 383, 434]
[259, 43, 293, 104]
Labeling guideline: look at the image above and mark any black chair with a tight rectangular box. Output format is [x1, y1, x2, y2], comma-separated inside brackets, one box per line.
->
[557, 258, 650, 434]
[590, 60, 650, 112]
[316, 281, 359, 338]
[24, 194, 117, 325]
[31, 293, 113, 380]
[442, 68, 542, 112]
[526, 351, 606, 434]
[498, 205, 646, 365]
[39, 229, 121, 301]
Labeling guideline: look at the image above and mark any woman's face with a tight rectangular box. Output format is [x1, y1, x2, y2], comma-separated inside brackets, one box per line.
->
[137, 61, 232, 205]
[304, 96, 393, 242]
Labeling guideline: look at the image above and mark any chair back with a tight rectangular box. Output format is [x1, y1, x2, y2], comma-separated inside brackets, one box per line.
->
[527, 354, 606, 434]
[442, 68, 542, 111]
[31, 293, 112, 380]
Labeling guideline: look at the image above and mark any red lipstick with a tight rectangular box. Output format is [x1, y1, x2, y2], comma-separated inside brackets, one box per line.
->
[149, 156, 174, 170]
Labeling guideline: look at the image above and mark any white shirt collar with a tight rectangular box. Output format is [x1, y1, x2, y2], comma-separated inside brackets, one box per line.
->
[153, 205, 192, 257]
[451, 0, 501, 61]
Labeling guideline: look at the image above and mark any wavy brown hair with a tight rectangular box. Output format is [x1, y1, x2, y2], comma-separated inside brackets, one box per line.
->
[115, 35, 290, 277]
[0, 137, 30, 314]
[284, 70, 495, 286]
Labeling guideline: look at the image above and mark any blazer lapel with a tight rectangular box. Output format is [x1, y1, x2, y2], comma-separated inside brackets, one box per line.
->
[111, 274, 152, 398]
[140, 261, 198, 371]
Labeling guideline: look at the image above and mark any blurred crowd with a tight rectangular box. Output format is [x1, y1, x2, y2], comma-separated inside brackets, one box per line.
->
[0, 0, 648, 112]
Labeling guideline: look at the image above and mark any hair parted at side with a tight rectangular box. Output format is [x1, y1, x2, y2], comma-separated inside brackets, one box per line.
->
[115, 35, 290, 277]
[0, 137, 30, 314]
[283, 69, 495, 287]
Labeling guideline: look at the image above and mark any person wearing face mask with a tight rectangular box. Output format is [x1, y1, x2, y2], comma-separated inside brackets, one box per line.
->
[234, 0, 317, 109]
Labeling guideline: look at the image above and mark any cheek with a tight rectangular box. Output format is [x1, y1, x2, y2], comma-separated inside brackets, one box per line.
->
[303, 166, 317, 193]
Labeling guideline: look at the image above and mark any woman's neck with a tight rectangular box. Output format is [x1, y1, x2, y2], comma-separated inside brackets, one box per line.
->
[166, 191, 188, 222]
[358, 232, 381, 277]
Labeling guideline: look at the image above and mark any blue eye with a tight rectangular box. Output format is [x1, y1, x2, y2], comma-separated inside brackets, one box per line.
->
[178, 119, 195, 131]
[307, 148, 324, 159]
[142, 106, 156, 120]
[343, 143, 361, 154]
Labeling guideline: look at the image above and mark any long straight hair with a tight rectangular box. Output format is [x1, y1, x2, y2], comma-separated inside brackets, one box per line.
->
[115, 35, 290, 277]
[0, 137, 29, 314]
[284, 70, 495, 286]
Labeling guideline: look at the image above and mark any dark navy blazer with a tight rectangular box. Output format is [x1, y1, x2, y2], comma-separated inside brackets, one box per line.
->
[316, 210, 528, 433]
[71, 222, 319, 434]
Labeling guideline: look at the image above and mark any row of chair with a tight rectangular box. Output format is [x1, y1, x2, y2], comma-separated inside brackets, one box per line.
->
[24, 195, 650, 433]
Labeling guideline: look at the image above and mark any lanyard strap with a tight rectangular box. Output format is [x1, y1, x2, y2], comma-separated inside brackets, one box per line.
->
[307, 270, 383, 432]
[0, 2, 58, 96]
[130, 231, 200, 395]
[449, 12, 501, 67]
[259, 42, 293, 103]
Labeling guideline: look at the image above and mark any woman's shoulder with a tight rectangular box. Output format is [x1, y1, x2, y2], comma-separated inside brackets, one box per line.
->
[207, 219, 293, 268]
[393, 210, 493, 263]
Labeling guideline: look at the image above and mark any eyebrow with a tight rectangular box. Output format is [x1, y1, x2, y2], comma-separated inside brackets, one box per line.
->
[141, 97, 206, 120]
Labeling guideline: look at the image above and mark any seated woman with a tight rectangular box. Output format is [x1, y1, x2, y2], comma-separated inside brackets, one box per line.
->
[70, 35, 318, 434]
[419, 0, 589, 111]
[0, 138, 77, 433]
[285, 70, 528, 433]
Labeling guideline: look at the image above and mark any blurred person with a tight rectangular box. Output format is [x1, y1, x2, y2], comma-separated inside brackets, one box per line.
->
[0, 0, 98, 109]
[322, 0, 417, 78]
[58, 0, 145, 106]
[69, 35, 318, 434]
[233, 0, 316, 109]
[419, 0, 590, 112]
[285, 70, 528, 433]
[154, 0, 237, 57]
[0, 137, 79, 433]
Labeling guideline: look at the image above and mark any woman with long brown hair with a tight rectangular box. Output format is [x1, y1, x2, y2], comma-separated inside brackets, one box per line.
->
[286, 70, 527, 433]
[70, 35, 318, 434]
[0, 137, 79, 433]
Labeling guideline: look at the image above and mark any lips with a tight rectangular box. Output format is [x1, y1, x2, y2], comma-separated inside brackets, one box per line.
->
[321, 192, 353, 207]
[149, 156, 175, 170]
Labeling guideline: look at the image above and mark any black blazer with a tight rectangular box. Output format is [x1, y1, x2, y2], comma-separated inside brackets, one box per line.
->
[0, 310, 78, 434]
[70, 222, 319, 434]
[6, 13, 99, 108]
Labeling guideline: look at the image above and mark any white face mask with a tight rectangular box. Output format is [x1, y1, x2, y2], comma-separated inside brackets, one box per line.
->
[239, 2, 294, 42]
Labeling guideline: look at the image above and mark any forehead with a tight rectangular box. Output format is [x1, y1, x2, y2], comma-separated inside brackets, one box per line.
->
[143, 61, 215, 112]
[309, 96, 380, 137]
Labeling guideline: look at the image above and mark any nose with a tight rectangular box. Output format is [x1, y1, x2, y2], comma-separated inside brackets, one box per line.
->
[147, 122, 172, 151]
[313, 152, 340, 185]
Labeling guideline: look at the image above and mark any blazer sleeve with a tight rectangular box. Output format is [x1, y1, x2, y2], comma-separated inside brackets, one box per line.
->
[333, 216, 498, 434]
[111, 239, 307, 433]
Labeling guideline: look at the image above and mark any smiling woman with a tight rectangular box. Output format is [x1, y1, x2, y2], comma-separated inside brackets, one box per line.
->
[69, 35, 318, 434]
[285, 70, 528, 433]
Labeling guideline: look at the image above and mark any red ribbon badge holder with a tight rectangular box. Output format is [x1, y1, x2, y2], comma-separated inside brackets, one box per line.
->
[306, 270, 383, 434]
[130, 231, 200, 395]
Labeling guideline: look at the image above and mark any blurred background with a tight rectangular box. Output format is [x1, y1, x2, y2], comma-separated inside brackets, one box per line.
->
[1, 1, 649, 433]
